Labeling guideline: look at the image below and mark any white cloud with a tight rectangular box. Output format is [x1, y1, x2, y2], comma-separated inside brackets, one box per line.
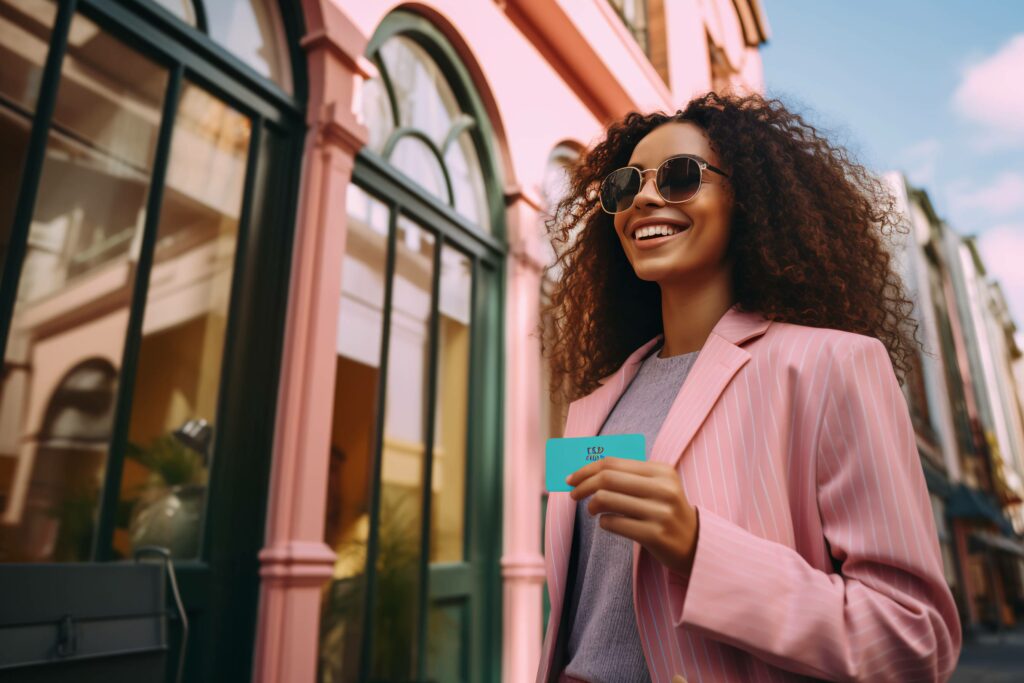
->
[976, 224, 1024, 327]
[953, 34, 1024, 146]
[949, 172, 1024, 222]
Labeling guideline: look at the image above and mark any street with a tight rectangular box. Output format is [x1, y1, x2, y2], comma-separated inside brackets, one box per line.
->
[952, 628, 1024, 682]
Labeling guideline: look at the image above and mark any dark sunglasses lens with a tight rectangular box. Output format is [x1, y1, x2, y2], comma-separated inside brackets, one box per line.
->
[658, 157, 701, 202]
[601, 167, 640, 213]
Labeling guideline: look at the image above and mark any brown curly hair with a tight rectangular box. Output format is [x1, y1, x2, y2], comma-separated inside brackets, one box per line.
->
[539, 92, 920, 404]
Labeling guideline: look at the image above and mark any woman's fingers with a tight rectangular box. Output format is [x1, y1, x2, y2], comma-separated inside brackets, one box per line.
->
[569, 469, 663, 501]
[584, 488, 671, 521]
[566, 454, 672, 487]
[596, 513, 655, 547]
[569, 459, 682, 504]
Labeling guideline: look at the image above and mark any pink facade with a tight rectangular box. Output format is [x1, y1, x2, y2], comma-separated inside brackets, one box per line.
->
[256, 0, 768, 680]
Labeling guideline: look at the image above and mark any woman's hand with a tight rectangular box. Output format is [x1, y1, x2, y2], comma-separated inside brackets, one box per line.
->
[566, 456, 699, 578]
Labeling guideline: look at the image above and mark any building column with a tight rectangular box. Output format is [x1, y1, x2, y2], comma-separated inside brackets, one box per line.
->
[502, 189, 550, 683]
[253, 2, 371, 681]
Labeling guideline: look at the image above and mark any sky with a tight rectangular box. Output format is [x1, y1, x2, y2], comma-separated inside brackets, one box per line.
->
[760, 0, 1024, 333]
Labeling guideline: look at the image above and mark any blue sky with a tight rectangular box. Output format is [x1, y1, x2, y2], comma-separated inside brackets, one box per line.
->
[761, 0, 1024, 332]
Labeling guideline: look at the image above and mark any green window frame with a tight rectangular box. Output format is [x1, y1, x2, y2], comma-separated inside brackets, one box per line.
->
[318, 10, 507, 683]
[0, 1, 306, 680]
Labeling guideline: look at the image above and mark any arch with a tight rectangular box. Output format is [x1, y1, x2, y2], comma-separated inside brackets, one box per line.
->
[365, 8, 509, 240]
[39, 358, 119, 444]
[393, 3, 517, 193]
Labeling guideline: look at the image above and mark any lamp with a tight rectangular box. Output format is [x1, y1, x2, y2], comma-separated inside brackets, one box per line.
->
[172, 418, 213, 464]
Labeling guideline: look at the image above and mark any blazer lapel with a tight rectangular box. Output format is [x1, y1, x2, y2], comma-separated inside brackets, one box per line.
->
[651, 304, 772, 470]
[631, 304, 771, 610]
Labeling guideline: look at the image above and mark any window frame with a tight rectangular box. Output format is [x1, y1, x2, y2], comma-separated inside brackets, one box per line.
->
[0, 1, 306, 680]
[318, 10, 507, 682]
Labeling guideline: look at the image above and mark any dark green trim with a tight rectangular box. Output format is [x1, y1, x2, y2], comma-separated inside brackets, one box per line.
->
[416, 232, 444, 680]
[372, 53, 401, 130]
[0, 0, 76, 358]
[81, 0, 299, 126]
[359, 200, 400, 683]
[366, 10, 508, 243]
[354, 150, 505, 262]
[441, 114, 476, 156]
[94, 64, 184, 561]
[192, 0, 208, 33]
[382, 127, 456, 206]
[428, 564, 472, 600]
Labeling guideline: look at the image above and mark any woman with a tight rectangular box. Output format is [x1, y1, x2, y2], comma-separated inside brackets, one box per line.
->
[536, 92, 962, 683]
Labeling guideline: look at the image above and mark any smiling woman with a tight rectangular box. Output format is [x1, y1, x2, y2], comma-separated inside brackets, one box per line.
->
[535, 92, 962, 683]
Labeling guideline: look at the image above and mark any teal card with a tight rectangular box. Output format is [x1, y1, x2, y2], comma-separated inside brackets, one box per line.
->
[545, 433, 646, 492]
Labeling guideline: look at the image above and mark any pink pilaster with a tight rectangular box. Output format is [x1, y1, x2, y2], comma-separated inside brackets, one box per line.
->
[252, 2, 371, 681]
[502, 188, 550, 683]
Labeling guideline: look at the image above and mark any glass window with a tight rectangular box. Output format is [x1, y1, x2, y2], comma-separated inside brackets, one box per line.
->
[115, 83, 252, 561]
[205, 0, 292, 94]
[365, 35, 490, 233]
[0, 11, 168, 562]
[369, 214, 436, 680]
[151, 0, 197, 27]
[0, 0, 57, 275]
[319, 183, 390, 683]
[429, 244, 471, 564]
[608, 0, 649, 55]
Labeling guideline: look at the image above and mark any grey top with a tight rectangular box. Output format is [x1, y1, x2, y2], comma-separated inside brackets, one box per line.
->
[560, 343, 700, 683]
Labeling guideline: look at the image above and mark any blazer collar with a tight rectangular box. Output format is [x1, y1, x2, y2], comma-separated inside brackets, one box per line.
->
[567, 302, 772, 466]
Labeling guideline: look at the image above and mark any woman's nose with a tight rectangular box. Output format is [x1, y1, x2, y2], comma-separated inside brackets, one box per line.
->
[632, 175, 664, 209]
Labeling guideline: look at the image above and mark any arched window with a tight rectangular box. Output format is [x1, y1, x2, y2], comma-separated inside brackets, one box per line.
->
[319, 11, 506, 683]
[361, 18, 499, 236]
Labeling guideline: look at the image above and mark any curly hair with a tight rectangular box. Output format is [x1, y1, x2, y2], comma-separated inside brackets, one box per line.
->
[539, 92, 920, 404]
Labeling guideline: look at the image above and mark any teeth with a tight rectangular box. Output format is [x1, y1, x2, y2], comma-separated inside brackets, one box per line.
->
[634, 224, 684, 240]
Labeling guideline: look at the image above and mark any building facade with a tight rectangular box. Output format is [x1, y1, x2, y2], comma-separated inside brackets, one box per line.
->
[887, 172, 1024, 634]
[0, 0, 769, 681]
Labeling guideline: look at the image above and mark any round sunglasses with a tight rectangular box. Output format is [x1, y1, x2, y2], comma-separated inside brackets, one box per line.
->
[599, 154, 729, 214]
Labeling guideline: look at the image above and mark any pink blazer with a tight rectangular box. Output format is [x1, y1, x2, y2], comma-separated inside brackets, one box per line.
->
[537, 304, 961, 682]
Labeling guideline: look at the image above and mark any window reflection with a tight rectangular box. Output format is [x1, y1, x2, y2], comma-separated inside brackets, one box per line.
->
[391, 135, 450, 204]
[319, 184, 390, 683]
[370, 214, 436, 681]
[116, 83, 252, 561]
[429, 245, 471, 564]
[0, 0, 56, 266]
[0, 12, 167, 562]
[205, 0, 292, 94]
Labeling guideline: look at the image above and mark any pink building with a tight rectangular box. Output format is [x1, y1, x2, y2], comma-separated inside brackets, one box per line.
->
[0, 0, 768, 680]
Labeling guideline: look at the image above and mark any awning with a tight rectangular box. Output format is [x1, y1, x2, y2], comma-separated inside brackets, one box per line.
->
[946, 483, 1015, 536]
[968, 531, 1024, 558]
[920, 457, 952, 497]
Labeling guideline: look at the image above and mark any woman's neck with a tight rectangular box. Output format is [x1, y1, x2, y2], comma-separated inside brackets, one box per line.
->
[657, 269, 734, 357]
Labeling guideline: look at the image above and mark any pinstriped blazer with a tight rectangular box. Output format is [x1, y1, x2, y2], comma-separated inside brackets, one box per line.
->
[536, 304, 961, 683]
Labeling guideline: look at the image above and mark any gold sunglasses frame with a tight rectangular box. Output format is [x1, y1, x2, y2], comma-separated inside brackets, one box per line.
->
[599, 154, 730, 215]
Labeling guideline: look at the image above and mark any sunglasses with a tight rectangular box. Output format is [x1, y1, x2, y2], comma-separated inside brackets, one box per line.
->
[598, 154, 729, 214]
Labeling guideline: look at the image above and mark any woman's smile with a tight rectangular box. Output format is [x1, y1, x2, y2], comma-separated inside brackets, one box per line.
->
[630, 223, 693, 249]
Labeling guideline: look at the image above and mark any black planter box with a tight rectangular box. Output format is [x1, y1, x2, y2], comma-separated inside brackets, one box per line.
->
[0, 562, 168, 682]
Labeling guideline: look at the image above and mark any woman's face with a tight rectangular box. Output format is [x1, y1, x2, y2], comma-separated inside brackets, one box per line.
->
[612, 121, 733, 287]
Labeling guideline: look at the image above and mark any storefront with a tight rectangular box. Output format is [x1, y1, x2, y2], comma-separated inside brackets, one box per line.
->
[1, 1, 769, 681]
[0, 0, 305, 679]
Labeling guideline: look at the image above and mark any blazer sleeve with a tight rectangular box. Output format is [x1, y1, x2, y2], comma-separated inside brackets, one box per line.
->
[664, 336, 962, 682]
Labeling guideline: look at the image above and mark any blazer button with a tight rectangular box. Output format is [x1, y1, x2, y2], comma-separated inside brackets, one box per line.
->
[672, 675, 688, 683]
